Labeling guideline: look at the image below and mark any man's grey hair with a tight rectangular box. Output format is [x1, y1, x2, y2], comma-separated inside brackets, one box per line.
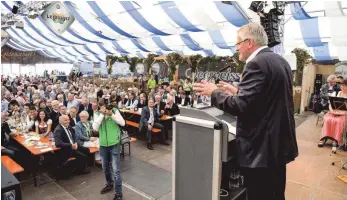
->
[327, 74, 336, 82]
[237, 22, 268, 46]
[69, 106, 78, 111]
[59, 115, 68, 124]
[79, 110, 89, 118]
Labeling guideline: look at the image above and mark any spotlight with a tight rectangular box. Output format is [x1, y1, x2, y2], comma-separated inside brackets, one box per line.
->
[249, 1, 266, 13]
[15, 21, 24, 29]
[12, 5, 19, 14]
[221, 1, 232, 5]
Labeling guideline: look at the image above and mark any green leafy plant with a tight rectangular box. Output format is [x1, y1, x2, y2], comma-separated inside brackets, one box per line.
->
[166, 53, 184, 80]
[292, 48, 312, 86]
[123, 56, 139, 73]
[145, 53, 158, 73]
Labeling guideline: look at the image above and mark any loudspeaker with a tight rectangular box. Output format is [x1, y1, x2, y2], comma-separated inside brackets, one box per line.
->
[314, 74, 323, 94]
[261, 10, 281, 47]
[12, 5, 18, 14]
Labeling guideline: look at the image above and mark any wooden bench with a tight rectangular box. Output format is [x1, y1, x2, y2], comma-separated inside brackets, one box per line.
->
[87, 137, 137, 161]
[126, 120, 161, 133]
[1, 156, 24, 174]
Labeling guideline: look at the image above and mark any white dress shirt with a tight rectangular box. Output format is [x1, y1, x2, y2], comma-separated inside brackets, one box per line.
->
[246, 46, 268, 64]
[61, 125, 73, 144]
[148, 108, 154, 125]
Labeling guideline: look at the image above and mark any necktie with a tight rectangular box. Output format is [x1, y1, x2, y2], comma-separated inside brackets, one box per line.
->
[66, 128, 73, 144]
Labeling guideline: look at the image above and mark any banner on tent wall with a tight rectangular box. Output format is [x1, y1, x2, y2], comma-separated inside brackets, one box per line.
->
[134, 63, 148, 76]
[41, 2, 75, 34]
[1, 46, 62, 64]
[151, 63, 168, 78]
[178, 62, 240, 82]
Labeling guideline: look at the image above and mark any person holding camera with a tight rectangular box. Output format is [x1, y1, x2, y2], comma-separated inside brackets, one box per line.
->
[93, 105, 125, 200]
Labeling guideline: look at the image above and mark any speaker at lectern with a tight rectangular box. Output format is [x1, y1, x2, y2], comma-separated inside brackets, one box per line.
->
[172, 106, 240, 200]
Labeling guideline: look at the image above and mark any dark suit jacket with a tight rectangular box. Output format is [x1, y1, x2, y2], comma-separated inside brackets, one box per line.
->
[154, 102, 165, 114]
[49, 110, 61, 132]
[68, 115, 80, 127]
[139, 106, 162, 132]
[54, 124, 77, 150]
[138, 100, 147, 108]
[164, 103, 180, 116]
[78, 103, 93, 120]
[53, 124, 79, 162]
[211, 48, 298, 168]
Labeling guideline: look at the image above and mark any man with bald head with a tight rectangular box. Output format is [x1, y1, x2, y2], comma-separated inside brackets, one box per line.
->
[53, 115, 90, 178]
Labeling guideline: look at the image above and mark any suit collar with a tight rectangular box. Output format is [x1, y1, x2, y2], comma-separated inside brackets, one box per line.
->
[246, 46, 268, 64]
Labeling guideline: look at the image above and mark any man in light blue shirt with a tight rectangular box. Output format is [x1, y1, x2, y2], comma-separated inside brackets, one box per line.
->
[66, 93, 80, 111]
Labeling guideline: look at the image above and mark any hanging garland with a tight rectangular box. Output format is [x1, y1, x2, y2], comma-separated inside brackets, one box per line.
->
[166, 53, 184, 80]
[145, 53, 158, 73]
[123, 56, 139, 73]
[291, 48, 312, 86]
[106, 52, 243, 77]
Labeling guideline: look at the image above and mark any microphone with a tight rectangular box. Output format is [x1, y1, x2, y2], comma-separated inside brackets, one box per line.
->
[207, 64, 231, 82]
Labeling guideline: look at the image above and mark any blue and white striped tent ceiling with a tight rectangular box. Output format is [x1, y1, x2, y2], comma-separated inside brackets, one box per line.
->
[2, 1, 347, 63]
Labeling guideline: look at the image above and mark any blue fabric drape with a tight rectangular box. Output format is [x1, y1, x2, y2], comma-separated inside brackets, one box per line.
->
[37, 16, 83, 45]
[159, 1, 202, 32]
[203, 49, 214, 56]
[131, 39, 151, 52]
[208, 30, 231, 49]
[64, 1, 114, 41]
[72, 47, 87, 56]
[20, 28, 55, 48]
[83, 45, 99, 55]
[120, 1, 170, 36]
[97, 43, 113, 54]
[7, 28, 41, 49]
[214, 1, 248, 27]
[112, 41, 129, 54]
[24, 18, 67, 46]
[136, 52, 145, 58]
[180, 34, 202, 51]
[67, 29, 100, 43]
[290, 2, 332, 60]
[87, 1, 137, 39]
[152, 37, 172, 51]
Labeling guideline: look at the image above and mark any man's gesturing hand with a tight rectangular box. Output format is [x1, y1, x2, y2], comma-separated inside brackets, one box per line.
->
[216, 81, 238, 95]
[193, 80, 218, 96]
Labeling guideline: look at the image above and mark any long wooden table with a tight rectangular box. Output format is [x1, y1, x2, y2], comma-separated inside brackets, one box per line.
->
[12, 134, 59, 155]
[12, 133, 59, 186]
[120, 109, 173, 121]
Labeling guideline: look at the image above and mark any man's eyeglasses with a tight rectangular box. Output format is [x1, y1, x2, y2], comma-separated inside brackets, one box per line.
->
[235, 39, 249, 46]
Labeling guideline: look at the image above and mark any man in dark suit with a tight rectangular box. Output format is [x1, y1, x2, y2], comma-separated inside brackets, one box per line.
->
[193, 23, 298, 200]
[49, 100, 61, 132]
[68, 106, 80, 128]
[53, 115, 90, 177]
[139, 98, 169, 150]
[78, 98, 93, 120]
[154, 94, 165, 115]
[137, 93, 147, 108]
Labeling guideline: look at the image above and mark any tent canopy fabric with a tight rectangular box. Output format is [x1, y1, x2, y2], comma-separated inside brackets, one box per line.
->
[2, 1, 347, 63]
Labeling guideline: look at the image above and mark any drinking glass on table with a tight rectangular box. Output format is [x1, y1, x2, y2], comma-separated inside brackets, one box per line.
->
[229, 168, 240, 189]
[51, 138, 55, 148]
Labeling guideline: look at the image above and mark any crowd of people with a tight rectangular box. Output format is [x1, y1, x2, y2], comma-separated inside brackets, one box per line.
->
[1, 73, 197, 200]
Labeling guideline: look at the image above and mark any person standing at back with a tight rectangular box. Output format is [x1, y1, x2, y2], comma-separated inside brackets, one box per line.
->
[193, 22, 298, 200]
[93, 105, 125, 200]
